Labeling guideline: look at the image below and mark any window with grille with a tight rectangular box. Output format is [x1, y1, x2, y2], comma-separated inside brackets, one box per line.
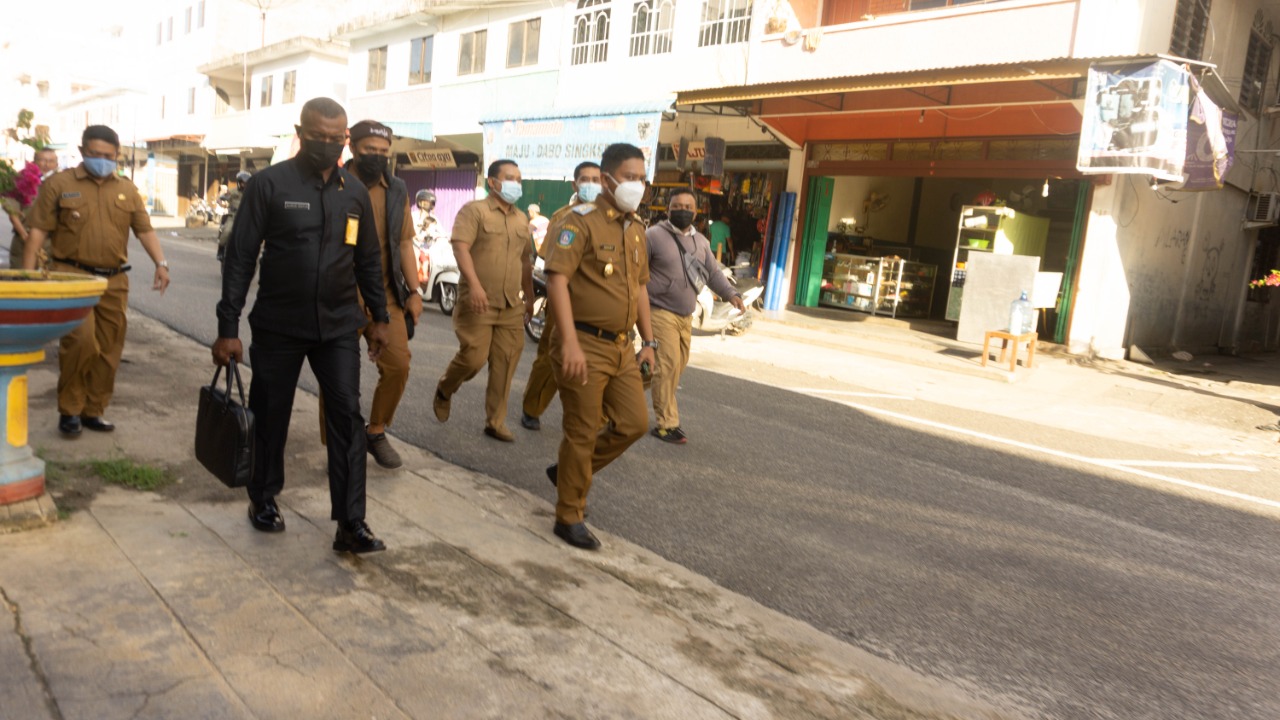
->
[1247, 229, 1279, 303]
[508, 18, 541, 67]
[572, 0, 611, 65]
[283, 70, 296, 104]
[631, 0, 675, 56]
[458, 30, 487, 75]
[367, 46, 388, 91]
[699, 0, 751, 47]
[1240, 13, 1273, 114]
[410, 36, 434, 84]
[1169, 0, 1211, 60]
[260, 75, 273, 108]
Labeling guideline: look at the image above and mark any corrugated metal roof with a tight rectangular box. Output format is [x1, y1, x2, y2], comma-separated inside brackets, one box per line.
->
[478, 98, 674, 125]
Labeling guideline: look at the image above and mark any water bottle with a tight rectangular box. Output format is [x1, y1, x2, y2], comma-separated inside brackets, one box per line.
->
[1009, 291, 1032, 333]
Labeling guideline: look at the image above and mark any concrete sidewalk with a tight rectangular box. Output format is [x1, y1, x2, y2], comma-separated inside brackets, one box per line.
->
[0, 314, 1020, 720]
[684, 307, 1280, 469]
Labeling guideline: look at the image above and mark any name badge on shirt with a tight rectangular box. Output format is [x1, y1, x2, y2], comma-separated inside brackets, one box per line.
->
[284, 201, 310, 210]
[345, 214, 359, 246]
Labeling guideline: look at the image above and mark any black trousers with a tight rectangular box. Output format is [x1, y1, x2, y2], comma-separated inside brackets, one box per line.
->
[247, 328, 367, 523]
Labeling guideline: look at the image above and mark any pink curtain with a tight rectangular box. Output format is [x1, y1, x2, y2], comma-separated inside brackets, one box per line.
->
[397, 168, 478, 235]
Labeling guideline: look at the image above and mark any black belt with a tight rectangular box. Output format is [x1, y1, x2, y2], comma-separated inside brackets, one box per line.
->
[574, 322, 625, 343]
[57, 259, 131, 277]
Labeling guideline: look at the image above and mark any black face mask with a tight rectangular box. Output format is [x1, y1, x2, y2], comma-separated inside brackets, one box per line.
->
[669, 209, 696, 230]
[298, 137, 344, 174]
[355, 153, 388, 182]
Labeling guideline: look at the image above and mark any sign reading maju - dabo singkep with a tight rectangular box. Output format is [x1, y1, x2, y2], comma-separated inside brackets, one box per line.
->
[480, 108, 664, 181]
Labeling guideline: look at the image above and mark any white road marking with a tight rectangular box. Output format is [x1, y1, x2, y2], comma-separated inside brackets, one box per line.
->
[1110, 461, 1259, 472]
[790, 388, 914, 401]
[789, 388, 1279, 512]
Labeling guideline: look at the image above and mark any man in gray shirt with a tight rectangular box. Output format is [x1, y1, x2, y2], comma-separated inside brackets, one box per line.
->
[646, 187, 743, 444]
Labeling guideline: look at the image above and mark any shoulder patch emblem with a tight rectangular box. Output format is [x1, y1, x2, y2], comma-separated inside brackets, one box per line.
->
[557, 228, 576, 247]
[572, 203, 596, 215]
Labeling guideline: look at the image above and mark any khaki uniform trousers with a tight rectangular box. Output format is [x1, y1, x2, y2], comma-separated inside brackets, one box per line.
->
[318, 300, 410, 444]
[649, 307, 692, 430]
[54, 263, 128, 417]
[521, 307, 559, 418]
[439, 304, 524, 431]
[551, 330, 648, 525]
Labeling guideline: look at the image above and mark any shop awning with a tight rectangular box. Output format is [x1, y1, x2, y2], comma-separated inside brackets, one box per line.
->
[479, 99, 673, 180]
[385, 121, 433, 142]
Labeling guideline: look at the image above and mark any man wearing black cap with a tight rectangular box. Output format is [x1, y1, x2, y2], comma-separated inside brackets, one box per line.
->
[343, 119, 421, 469]
[213, 97, 390, 554]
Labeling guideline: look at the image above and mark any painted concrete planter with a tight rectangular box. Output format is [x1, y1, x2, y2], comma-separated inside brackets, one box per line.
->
[0, 270, 108, 505]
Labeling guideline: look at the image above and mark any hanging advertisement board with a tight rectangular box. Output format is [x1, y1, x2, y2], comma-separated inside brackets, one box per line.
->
[1076, 60, 1191, 182]
[481, 107, 663, 180]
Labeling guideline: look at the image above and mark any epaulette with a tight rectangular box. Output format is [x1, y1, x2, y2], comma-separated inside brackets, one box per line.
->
[571, 203, 596, 215]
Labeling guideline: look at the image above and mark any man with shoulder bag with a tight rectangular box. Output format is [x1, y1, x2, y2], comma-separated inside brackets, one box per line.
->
[645, 187, 743, 445]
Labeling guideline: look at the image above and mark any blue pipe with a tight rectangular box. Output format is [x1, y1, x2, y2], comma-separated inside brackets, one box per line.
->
[764, 191, 796, 312]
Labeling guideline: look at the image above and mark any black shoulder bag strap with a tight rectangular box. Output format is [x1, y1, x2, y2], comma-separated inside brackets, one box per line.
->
[663, 225, 707, 293]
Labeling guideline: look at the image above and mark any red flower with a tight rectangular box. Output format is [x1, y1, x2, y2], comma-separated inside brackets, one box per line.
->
[2, 161, 42, 208]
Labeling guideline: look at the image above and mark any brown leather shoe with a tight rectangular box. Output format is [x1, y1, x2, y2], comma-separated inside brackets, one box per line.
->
[366, 430, 403, 469]
[484, 425, 515, 442]
[433, 387, 450, 422]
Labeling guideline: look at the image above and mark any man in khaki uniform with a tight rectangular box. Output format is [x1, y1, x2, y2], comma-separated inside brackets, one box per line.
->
[434, 159, 535, 441]
[520, 161, 602, 431]
[8, 147, 59, 265]
[543, 143, 657, 550]
[23, 125, 171, 436]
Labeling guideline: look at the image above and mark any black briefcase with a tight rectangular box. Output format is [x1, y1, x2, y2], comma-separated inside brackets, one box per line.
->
[195, 360, 255, 488]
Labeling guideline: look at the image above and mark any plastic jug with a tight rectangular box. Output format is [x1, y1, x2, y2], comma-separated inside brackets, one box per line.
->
[1009, 291, 1033, 333]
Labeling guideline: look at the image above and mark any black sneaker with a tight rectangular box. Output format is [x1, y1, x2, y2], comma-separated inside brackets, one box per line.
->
[521, 412, 541, 431]
[366, 430, 403, 469]
[652, 426, 688, 444]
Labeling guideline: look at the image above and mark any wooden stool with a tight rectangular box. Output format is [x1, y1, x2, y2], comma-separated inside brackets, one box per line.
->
[982, 330, 1037, 372]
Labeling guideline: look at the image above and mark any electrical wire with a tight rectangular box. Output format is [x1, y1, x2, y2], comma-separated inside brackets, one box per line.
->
[1116, 174, 1140, 228]
[1028, 106, 1078, 136]
[933, 106, 1004, 121]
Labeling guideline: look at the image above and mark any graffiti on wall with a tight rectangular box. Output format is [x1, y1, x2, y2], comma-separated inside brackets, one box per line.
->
[1193, 236, 1225, 304]
[1153, 227, 1191, 266]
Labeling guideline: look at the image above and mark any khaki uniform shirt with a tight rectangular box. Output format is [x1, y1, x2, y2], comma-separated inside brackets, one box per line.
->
[27, 165, 151, 268]
[451, 195, 530, 309]
[367, 177, 416, 308]
[543, 196, 649, 334]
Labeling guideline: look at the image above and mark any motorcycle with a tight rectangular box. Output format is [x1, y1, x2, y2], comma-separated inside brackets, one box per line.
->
[416, 237, 460, 316]
[693, 263, 765, 336]
[185, 196, 216, 228]
[525, 257, 548, 342]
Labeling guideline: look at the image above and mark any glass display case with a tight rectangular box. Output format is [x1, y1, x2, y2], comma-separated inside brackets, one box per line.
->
[820, 254, 937, 318]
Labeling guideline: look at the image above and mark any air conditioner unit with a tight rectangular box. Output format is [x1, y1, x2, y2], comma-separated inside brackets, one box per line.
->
[1246, 192, 1280, 223]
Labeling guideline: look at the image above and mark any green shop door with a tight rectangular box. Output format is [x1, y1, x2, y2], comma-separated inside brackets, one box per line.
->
[795, 176, 834, 307]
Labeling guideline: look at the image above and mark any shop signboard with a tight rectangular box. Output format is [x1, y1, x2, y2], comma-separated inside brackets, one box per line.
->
[405, 149, 456, 169]
[1076, 60, 1191, 182]
[481, 108, 663, 180]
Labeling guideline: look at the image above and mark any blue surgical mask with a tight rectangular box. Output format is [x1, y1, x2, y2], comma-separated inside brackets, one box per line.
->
[497, 180, 522, 205]
[84, 157, 116, 178]
[576, 181, 602, 203]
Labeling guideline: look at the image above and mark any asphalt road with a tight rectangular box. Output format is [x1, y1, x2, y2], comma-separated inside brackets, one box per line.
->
[128, 231, 1280, 720]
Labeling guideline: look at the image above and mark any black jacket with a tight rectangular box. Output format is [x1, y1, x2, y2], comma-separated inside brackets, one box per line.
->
[217, 157, 389, 341]
[344, 160, 411, 308]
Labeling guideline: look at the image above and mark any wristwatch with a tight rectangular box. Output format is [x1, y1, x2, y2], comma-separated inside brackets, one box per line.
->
[641, 340, 660, 350]
[157, 260, 169, 269]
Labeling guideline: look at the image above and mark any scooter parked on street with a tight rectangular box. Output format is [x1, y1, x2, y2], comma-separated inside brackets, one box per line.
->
[416, 237, 460, 316]
[525, 257, 548, 342]
[693, 264, 764, 336]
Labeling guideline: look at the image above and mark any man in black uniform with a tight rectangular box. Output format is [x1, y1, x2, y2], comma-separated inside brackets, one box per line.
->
[212, 97, 390, 554]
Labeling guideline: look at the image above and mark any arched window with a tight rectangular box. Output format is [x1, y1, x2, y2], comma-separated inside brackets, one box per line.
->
[699, 0, 751, 47]
[631, 0, 675, 57]
[572, 0, 612, 65]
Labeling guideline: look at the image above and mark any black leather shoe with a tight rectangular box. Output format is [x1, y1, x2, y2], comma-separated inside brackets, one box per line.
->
[248, 499, 285, 533]
[546, 464, 557, 487]
[82, 416, 115, 433]
[58, 414, 82, 436]
[333, 520, 386, 554]
[554, 522, 600, 550]
[521, 413, 541, 431]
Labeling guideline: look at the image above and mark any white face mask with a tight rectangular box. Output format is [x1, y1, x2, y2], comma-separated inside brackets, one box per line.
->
[608, 174, 645, 213]
[576, 181, 602, 203]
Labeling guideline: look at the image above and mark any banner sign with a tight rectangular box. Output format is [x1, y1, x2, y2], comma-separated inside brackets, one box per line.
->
[481, 110, 662, 180]
[405, 149, 456, 169]
[702, 137, 726, 177]
[1181, 75, 1236, 191]
[1076, 60, 1191, 182]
